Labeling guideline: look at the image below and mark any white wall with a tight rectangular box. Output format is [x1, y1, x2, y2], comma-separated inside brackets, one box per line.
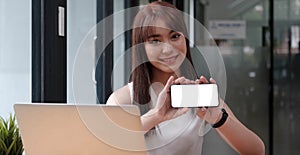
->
[67, 1, 128, 104]
[67, 0, 97, 104]
[0, 0, 31, 118]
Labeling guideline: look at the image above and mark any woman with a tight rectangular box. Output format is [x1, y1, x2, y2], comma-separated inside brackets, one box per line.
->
[107, 1, 265, 155]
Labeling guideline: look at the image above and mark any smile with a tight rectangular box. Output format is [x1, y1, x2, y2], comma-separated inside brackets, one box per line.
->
[159, 55, 179, 64]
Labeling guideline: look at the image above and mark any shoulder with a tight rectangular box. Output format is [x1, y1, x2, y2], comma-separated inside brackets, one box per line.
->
[106, 85, 132, 105]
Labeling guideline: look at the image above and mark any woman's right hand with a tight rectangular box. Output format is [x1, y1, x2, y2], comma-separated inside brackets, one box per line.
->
[141, 76, 189, 131]
[154, 76, 189, 123]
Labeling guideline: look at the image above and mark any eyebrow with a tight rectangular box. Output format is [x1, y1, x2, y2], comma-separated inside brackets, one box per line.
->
[147, 30, 176, 39]
[147, 34, 160, 39]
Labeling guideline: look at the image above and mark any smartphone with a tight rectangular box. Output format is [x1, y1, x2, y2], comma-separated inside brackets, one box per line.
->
[170, 84, 219, 108]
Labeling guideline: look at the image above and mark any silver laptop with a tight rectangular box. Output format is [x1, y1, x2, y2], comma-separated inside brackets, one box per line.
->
[14, 103, 147, 155]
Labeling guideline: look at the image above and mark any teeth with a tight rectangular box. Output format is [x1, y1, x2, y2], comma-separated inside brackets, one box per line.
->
[164, 58, 175, 62]
[162, 56, 176, 62]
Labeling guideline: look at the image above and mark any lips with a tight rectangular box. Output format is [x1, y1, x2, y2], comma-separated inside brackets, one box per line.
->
[159, 55, 179, 64]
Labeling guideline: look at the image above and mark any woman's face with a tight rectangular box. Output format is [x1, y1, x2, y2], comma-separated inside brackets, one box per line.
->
[144, 20, 187, 73]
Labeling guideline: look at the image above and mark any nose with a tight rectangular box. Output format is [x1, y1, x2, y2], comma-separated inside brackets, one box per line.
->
[162, 43, 172, 55]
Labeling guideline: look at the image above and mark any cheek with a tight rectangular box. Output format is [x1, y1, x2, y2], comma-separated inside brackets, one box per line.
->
[145, 45, 160, 61]
[174, 39, 187, 56]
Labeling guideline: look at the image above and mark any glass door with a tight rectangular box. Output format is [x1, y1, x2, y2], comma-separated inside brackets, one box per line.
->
[273, 0, 300, 154]
[197, 0, 270, 154]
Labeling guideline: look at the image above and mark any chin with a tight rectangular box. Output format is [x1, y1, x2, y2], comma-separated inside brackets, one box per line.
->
[160, 65, 181, 73]
[151, 61, 182, 74]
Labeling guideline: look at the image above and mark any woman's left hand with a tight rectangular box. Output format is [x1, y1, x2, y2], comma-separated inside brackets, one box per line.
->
[196, 76, 224, 124]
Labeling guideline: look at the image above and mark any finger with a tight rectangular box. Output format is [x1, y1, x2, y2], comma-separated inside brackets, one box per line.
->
[183, 79, 196, 84]
[181, 79, 192, 85]
[199, 76, 209, 84]
[174, 77, 194, 85]
[164, 76, 174, 92]
[200, 107, 207, 112]
[174, 76, 185, 84]
[196, 108, 207, 118]
[210, 78, 216, 84]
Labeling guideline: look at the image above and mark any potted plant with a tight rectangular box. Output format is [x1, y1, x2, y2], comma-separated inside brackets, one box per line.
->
[0, 114, 23, 155]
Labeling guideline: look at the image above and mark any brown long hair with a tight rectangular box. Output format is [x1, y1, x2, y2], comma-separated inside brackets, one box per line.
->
[131, 1, 197, 105]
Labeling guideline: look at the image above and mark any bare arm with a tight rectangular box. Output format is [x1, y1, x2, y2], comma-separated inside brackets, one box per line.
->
[196, 76, 265, 155]
[215, 102, 265, 155]
[106, 85, 131, 106]
[107, 85, 163, 131]
[107, 77, 188, 132]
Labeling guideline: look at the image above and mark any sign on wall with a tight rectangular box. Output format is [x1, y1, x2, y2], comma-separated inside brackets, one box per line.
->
[209, 20, 246, 39]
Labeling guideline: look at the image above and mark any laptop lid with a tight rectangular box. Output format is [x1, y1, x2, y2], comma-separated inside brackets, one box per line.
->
[14, 103, 146, 155]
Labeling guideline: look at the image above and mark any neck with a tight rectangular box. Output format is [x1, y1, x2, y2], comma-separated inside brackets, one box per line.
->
[151, 68, 180, 85]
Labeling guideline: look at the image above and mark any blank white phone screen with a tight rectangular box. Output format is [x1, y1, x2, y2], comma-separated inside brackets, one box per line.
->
[171, 84, 219, 107]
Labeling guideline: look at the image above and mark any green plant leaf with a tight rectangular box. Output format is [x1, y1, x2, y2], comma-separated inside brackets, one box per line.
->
[0, 138, 8, 153]
[6, 137, 16, 155]
[0, 114, 23, 155]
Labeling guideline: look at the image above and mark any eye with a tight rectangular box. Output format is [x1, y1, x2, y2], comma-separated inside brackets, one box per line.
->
[148, 39, 161, 44]
[171, 33, 181, 40]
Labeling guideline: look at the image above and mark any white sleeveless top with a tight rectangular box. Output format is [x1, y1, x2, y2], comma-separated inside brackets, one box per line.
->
[128, 82, 212, 155]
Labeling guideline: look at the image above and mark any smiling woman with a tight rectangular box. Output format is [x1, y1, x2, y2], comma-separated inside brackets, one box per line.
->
[130, 2, 197, 105]
[106, 1, 265, 155]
